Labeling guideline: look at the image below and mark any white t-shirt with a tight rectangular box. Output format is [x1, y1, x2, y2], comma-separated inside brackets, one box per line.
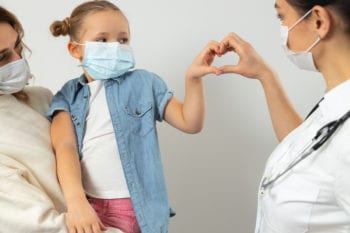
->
[81, 80, 130, 199]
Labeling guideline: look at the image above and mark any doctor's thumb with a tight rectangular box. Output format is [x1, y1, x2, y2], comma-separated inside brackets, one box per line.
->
[218, 65, 241, 75]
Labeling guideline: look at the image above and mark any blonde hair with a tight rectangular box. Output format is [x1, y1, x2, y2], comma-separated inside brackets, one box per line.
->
[50, 0, 121, 41]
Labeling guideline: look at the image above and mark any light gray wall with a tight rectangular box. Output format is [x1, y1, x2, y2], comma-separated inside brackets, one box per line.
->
[2, 0, 325, 232]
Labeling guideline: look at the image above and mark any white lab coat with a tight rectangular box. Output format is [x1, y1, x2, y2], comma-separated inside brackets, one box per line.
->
[255, 80, 350, 233]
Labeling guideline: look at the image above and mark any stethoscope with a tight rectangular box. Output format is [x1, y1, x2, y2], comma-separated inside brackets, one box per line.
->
[260, 100, 350, 192]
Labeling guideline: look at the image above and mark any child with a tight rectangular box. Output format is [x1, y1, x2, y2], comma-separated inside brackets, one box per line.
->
[48, 1, 221, 233]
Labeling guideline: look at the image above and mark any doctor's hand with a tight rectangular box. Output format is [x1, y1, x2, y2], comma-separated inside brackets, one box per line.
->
[218, 32, 274, 82]
[186, 40, 222, 80]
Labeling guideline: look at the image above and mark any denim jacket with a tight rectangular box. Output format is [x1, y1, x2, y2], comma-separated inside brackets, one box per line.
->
[47, 69, 175, 233]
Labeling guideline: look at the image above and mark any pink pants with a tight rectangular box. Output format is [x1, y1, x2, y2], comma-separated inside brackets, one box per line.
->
[89, 197, 141, 233]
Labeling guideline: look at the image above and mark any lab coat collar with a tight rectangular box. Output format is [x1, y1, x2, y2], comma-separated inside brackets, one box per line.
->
[319, 79, 350, 120]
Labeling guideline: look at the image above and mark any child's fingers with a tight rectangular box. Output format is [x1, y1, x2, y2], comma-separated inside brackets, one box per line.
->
[76, 226, 84, 233]
[84, 226, 94, 233]
[68, 226, 77, 233]
[99, 219, 107, 231]
[202, 40, 221, 57]
[92, 223, 102, 233]
[203, 66, 221, 76]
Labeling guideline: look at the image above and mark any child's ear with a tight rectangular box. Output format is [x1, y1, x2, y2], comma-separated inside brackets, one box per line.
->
[67, 41, 83, 60]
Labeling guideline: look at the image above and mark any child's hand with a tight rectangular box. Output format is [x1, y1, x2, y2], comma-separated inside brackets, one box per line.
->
[186, 41, 222, 79]
[65, 197, 107, 233]
[218, 32, 273, 81]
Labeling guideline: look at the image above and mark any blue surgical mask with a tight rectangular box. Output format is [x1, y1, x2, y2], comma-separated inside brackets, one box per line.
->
[77, 41, 135, 80]
[280, 9, 321, 72]
[0, 54, 31, 94]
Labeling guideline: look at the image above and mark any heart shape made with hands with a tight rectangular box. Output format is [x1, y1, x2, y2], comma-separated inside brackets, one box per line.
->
[213, 49, 239, 69]
[205, 38, 264, 78]
[205, 46, 240, 76]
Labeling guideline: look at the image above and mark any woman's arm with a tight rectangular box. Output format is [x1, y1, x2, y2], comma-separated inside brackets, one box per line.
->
[51, 111, 105, 233]
[219, 32, 302, 141]
[259, 69, 302, 141]
[164, 41, 222, 134]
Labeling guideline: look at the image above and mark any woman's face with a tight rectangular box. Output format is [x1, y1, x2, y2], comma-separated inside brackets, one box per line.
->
[275, 0, 319, 52]
[0, 23, 22, 68]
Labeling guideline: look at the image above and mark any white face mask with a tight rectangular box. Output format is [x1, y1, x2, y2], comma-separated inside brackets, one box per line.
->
[280, 9, 321, 72]
[0, 56, 31, 95]
[77, 41, 135, 80]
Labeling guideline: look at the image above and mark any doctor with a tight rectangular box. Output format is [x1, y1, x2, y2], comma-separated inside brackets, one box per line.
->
[219, 0, 350, 232]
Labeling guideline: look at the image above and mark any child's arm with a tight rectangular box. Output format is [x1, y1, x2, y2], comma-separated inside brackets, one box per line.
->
[163, 41, 222, 134]
[51, 111, 106, 233]
[219, 33, 302, 141]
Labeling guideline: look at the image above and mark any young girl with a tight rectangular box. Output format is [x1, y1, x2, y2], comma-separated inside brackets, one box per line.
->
[48, 1, 221, 233]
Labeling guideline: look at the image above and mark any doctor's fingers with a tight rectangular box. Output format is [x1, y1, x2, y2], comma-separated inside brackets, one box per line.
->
[219, 54, 270, 78]
[219, 32, 248, 55]
[219, 64, 242, 75]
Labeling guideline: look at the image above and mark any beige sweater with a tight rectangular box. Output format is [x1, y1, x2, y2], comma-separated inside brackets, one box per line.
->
[0, 87, 122, 233]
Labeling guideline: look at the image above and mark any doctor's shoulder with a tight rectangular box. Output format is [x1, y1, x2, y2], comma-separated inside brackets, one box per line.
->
[331, 119, 350, 157]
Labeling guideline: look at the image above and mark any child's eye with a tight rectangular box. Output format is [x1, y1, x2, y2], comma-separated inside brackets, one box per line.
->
[118, 38, 129, 44]
[96, 38, 107, 42]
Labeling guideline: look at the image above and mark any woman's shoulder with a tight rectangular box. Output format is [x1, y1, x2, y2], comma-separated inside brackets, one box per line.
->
[23, 86, 53, 116]
[24, 86, 53, 98]
[328, 118, 350, 163]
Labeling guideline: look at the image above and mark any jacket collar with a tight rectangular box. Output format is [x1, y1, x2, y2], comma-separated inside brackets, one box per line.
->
[319, 79, 350, 121]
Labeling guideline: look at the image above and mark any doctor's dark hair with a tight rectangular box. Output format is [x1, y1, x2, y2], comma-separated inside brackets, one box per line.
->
[50, 0, 122, 41]
[286, 0, 350, 34]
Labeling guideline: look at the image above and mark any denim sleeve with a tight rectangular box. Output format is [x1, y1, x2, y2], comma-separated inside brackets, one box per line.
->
[46, 85, 71, 122]
[151, 73, 173, 122]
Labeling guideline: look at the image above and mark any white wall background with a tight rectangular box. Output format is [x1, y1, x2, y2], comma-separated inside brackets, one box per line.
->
[1, 0, 325, 232]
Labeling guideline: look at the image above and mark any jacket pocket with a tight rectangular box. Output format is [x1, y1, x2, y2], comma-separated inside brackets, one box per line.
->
[261, 174, 320, 233]
[123, 102, 154, 136]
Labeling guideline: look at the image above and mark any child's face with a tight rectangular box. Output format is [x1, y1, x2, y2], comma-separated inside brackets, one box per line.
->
[75, 10, 130, 58]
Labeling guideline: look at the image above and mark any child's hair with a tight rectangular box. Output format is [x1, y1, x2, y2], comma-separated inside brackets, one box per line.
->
[50, 0, 121, 41]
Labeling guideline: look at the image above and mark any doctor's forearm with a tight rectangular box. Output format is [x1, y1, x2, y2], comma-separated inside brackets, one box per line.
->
[259, 70, 302, 141]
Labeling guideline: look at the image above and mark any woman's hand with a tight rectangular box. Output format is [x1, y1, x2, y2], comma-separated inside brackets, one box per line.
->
[65, 197, 106, 233]
[218, 32, 273, 82]
[186, 40, 222, 80]
[217, 32, 302, 141]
